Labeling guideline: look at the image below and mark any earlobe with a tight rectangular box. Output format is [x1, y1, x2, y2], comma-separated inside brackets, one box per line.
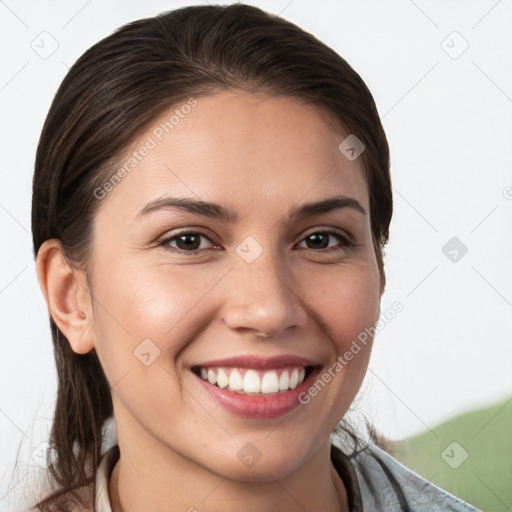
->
[36, 239, 95, 354]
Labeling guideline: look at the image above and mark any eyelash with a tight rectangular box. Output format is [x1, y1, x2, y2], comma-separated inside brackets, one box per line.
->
[158, 229, 355, 255]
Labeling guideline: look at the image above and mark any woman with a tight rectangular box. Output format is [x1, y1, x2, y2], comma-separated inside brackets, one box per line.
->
[29, 4, 479, 511]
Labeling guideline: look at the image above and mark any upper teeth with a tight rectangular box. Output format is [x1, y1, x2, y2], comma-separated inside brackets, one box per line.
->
[198, 367, 307, 394]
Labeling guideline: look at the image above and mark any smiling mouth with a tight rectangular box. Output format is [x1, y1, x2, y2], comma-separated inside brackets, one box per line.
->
[191, 365, 316, 395]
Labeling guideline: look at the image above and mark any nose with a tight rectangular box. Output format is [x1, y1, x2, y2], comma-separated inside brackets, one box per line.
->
[221, 249, 309, 338]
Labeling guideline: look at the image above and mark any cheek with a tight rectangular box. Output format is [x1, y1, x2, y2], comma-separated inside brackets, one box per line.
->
[295, 262, 380, 432]
[306, 261, 381, 353]
[89, 257, 226, 369]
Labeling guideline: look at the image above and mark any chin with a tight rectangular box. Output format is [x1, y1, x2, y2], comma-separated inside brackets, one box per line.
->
[200, 435, 318, 482]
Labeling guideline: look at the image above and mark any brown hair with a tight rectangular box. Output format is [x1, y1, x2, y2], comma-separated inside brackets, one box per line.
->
[30, 3, 392, 508]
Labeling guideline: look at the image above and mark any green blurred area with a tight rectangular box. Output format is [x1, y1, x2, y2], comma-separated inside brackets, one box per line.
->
[390, 398, 512, 512]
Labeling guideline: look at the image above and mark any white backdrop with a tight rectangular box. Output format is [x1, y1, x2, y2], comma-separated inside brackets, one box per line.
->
[1, 0, 511, 509]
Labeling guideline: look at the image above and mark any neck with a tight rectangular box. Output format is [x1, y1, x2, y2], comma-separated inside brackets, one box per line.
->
[108, 438, 348, 512]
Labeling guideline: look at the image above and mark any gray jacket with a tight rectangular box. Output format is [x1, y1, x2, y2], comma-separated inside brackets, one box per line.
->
[331, 442, 481, 511]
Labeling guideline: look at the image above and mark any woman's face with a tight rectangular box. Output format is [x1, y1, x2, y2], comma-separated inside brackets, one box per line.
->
[88, 90, 381, 479]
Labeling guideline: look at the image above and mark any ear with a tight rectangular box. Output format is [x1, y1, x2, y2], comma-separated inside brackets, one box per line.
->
[36, 239, 94, 354]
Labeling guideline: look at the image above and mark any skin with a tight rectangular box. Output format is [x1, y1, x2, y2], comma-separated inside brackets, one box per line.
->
[37, 90, 383, 512]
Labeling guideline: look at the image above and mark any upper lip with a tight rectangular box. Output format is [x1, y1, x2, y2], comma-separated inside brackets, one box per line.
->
[192, 355, 320, 370]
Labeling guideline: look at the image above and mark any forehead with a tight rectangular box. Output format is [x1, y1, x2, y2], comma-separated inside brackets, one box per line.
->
[99, 90, 369, 220]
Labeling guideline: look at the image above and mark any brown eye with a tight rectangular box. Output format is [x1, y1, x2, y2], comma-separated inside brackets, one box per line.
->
[161, 231, 216, 253]
[304, 233, 330, 249]
[298, 231, 353, 251]
[175, 233, 202, 251]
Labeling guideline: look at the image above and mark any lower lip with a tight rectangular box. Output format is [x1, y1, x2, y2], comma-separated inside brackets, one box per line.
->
[193, 367, 321, 419]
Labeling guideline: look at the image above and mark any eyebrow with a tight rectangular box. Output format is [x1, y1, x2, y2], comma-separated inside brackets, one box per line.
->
[136, 195, 366, 221]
